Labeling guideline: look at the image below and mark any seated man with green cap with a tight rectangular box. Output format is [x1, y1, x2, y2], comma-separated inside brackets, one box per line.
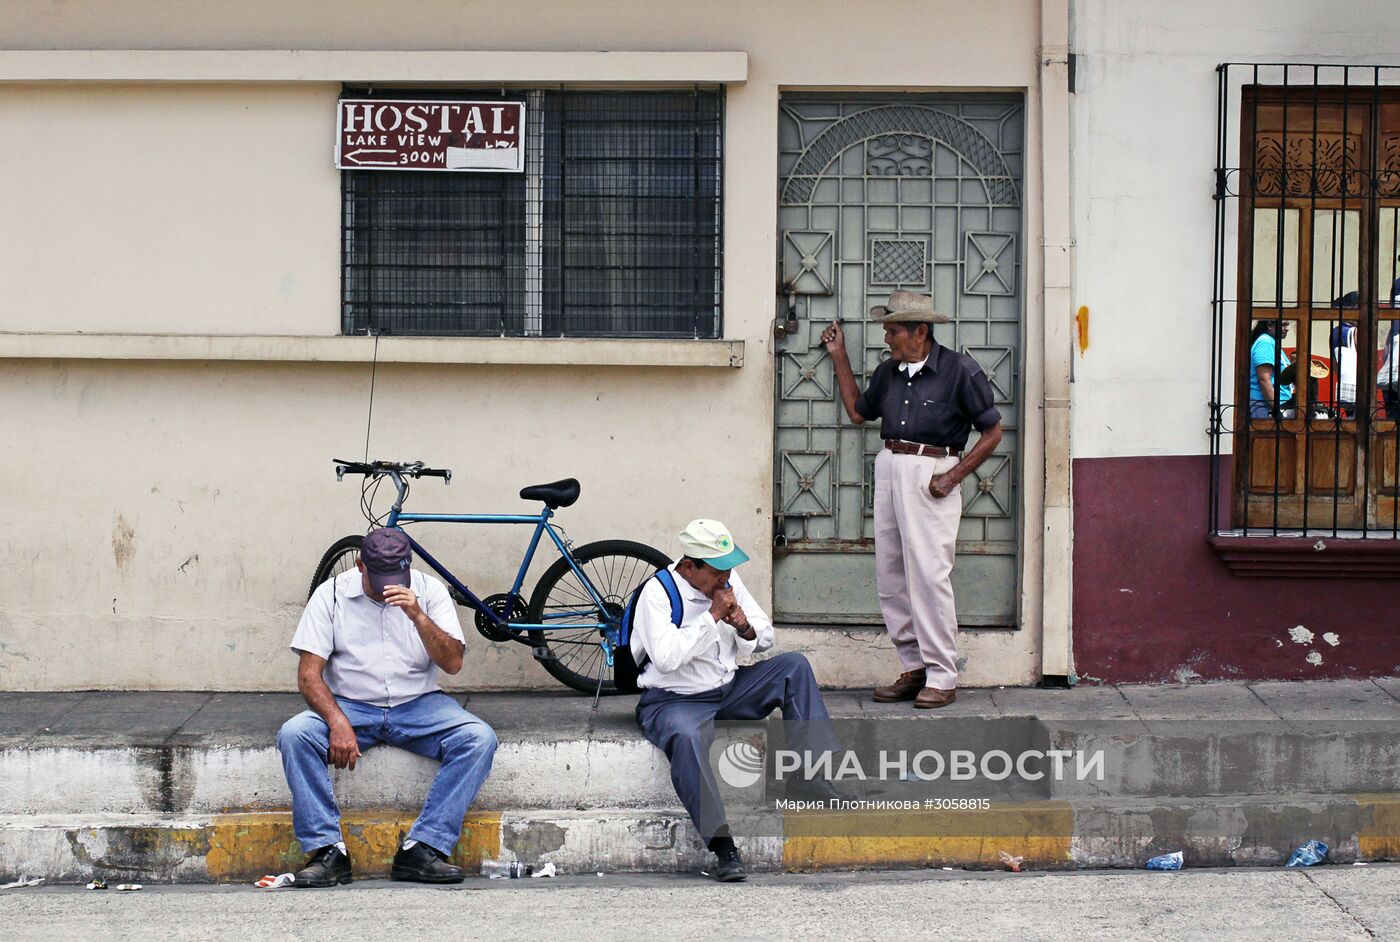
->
[632, 519, 835, 883]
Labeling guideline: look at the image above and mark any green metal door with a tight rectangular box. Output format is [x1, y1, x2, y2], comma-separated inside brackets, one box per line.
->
[773, 94, 1023, 626]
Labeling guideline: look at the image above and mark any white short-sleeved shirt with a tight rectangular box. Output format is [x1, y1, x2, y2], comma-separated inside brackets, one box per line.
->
[291, 568, 465, 708]
[629, 564, 774, 695]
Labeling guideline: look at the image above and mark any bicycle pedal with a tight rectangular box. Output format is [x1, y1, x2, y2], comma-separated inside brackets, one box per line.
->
[531, 646, 558, 663]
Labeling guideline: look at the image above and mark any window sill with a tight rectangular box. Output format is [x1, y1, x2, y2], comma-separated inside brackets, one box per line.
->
[0, 50, 749, 84]
[0, 332, 744, 368]
[1209, 532, 1400, 578]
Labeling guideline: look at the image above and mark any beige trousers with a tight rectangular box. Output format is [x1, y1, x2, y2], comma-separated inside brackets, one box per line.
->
[873, 449, 963, 690]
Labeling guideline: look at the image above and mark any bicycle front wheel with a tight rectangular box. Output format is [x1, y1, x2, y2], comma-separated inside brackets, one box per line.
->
[310, 535, 363, 599]
[526, 539, 671, 695]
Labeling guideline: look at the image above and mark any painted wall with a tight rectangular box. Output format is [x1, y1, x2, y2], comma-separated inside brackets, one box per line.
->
[1069, 0, 1400, 682]
[0, 0, 1047, 690]
[1070, 0, 1400, 461]
[1073, 455, 1400, 682]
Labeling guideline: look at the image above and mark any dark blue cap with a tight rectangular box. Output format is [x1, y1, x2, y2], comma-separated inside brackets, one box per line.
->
[360, 528, 412, 594]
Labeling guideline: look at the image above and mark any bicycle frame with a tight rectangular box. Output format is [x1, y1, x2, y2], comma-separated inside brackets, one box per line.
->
[384, 497, 614, 636]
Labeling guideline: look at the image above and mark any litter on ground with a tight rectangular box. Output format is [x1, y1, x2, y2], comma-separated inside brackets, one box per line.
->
[1146, 852, 1184, 871]
[1285, 840, 1328, 868]
[0, 876, 44, 890]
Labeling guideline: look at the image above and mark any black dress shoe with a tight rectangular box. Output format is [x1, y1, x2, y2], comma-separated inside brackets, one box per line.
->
[391, 841, 466, 884]
[294, 845, 353, 888]
[785, 776, 849, 803]
[714, 846, 747, 883]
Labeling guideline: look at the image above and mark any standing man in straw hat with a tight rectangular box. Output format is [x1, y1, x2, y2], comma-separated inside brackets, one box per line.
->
[822, 291, 1003, 709]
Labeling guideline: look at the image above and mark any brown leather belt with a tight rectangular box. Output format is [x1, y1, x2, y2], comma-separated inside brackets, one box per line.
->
[883, 439, 960, 458]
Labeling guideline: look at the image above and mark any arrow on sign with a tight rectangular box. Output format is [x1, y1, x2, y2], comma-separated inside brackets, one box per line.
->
[343, 149, 398, 166]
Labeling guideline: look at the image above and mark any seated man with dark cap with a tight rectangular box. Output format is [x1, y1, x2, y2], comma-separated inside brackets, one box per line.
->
[632, 519, 836, 883]
[277, 527, 497, 887]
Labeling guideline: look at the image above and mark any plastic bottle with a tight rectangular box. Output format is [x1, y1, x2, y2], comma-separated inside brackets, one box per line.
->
[1286, 840, 1329, 868]
[481, 859, 533, 879]
[1145, 851, 1184, 871]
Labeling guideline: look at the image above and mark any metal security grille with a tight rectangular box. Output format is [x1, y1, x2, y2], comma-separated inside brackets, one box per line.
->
[342, 88, 723, 338]
[773, 94, 1023, 626]
[1210, 64, 1400, 538]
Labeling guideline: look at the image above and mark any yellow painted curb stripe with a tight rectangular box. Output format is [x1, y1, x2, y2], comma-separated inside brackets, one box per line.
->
[1351, 794, 1400, 860]
[206, 811, 502, 881]
[782, 801, 1074, 871]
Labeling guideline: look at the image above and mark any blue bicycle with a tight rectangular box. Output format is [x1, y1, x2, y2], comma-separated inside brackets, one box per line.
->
[310, 459, 670, 695]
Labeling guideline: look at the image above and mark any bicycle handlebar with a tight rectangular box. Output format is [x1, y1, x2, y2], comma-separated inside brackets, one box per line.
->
[332, 459, 453, 484]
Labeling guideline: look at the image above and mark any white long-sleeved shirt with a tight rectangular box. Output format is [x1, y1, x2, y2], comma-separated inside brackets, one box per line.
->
[629, 564, 775, 695]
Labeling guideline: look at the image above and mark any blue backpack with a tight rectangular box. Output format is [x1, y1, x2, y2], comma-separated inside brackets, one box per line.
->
[615, 568, 682, 694]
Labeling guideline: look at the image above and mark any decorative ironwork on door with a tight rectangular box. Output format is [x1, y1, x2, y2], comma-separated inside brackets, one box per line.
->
[774, 95, 1024, 627]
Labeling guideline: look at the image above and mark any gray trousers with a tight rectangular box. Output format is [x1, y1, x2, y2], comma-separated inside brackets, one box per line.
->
[636, 652, 832, 844]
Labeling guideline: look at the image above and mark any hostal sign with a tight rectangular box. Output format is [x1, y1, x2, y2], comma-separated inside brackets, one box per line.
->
[336, 99, 525, 172]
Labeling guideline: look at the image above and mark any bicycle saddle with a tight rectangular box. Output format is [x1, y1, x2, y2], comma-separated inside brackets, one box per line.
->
[520, 478, 581, 509]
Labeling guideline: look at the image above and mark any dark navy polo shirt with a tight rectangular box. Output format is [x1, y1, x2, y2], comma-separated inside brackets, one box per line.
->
[853, 343, 1002, 450]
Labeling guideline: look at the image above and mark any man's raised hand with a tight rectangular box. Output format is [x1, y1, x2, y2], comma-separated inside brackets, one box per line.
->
[821, 320, 845, 356]
[708, 587, 737, 623]
[725, 603, 756, 640]
[383, 584, 425, 623]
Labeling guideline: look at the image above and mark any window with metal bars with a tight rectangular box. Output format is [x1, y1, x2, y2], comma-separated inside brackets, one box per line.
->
[1210, 64, 1400, 539]
[341, 87, 723, 338]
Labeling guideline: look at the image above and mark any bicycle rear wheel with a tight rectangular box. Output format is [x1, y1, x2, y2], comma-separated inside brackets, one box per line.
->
[526, 539, 671, 695]
[310, 535, 363, 599]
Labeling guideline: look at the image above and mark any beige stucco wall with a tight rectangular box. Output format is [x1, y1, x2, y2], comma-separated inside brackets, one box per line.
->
[1070, 0, 1400, 460]
[0, 0, 1051, 690]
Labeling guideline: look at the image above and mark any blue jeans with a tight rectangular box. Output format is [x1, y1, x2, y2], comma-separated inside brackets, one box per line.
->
[277, 691, 497, 857]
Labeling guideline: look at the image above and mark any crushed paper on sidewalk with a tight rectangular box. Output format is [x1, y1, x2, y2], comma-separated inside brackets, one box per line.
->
[0, 876, 44, 890]
[999, 851, 1024, 872]
[255, 873, 296, 889]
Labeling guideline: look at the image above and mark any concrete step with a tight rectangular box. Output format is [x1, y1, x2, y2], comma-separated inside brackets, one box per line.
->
[4, 685, 1400, 815]
[3, 794, 1398, 884]
[5, 682, 1400, 881]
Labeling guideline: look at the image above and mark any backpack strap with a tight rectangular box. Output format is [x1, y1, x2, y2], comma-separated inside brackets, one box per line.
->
[619, 568, 683, 649]
[653, 568, 684, 627]
[614, 567, 685, 693]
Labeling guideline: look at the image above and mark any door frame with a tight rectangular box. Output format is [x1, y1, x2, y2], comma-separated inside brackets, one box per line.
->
[771, 90, 1028, 631]
[758, 3, 1075, 685]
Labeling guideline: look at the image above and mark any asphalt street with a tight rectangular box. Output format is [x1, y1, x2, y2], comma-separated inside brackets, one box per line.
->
[1, 865, 1397, 941]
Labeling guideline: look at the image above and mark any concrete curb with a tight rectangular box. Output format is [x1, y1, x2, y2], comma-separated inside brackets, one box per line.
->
[3, 796, 1397, 883]
[9, 723, 1400, 816]
[0, 741, 678, 815]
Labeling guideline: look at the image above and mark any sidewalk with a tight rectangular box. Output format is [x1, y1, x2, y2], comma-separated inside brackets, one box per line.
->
[6, 867, 1400, 942]
[2, 680, 1399, 882]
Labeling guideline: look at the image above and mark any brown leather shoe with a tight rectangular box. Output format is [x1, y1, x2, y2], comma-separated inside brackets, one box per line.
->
[914, 686, 957, 709]
[873, 669, 927, 702]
